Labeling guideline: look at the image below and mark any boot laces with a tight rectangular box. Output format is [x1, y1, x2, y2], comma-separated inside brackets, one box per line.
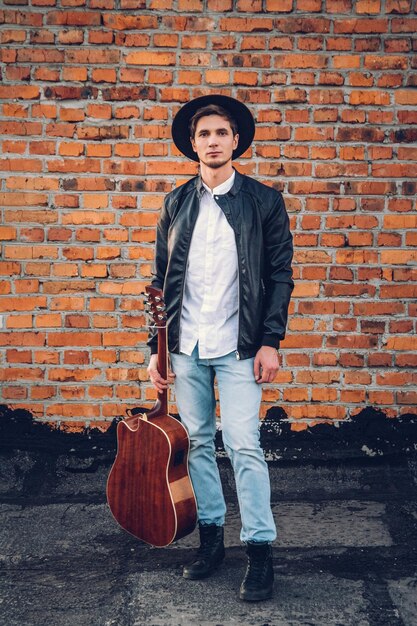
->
[196, 527, 221, 561]
[245, 556, 267, 582]
[196, 542, 214, 560]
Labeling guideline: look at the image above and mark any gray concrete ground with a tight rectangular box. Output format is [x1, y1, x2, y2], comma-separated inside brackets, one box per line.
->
[1, 453, 417, 626]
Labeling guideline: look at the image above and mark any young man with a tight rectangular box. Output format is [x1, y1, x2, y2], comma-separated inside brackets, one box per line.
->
[147, 94, 294, 601]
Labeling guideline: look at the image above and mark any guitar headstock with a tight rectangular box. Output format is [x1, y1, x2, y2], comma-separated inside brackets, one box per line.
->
[145, 285, 167, 327]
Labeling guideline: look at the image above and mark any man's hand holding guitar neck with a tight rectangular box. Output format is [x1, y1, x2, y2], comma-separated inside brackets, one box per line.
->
[147, 353, 175, 392]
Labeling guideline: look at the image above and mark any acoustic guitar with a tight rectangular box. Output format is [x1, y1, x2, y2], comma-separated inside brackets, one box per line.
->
[106, 285, 197, 547]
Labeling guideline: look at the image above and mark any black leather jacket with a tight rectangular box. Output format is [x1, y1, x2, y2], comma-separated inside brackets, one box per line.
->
[148, 169, 294, 360]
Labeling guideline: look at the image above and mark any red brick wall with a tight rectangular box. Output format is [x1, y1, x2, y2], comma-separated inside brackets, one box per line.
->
[1, 1, 416, 428]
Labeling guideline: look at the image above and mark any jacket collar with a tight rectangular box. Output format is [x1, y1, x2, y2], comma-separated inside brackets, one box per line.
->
[195, 167, 244, 198]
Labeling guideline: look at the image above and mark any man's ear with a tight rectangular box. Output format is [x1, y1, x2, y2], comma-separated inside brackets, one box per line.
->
[233, 133, 239, 150]
[190, 136, 197, 152]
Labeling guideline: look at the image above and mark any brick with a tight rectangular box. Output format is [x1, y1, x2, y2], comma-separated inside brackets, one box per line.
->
[91, 68, 117, 83]
[47, 331, 102, 348]
[16, 48, 64, 63]
[391, 267, 416, 280]
[391, 18, 417, 32]
[2, 385, 29, 400]
[340, 389, 366, 403]
[275, 88, 307, 103]
[334, 18, 388, 33]
[58, 29, 84, 44]
[298, 37, 324, 51]
[181, 34, 207, 49]
[6, 349, 32, 364]
[349, 90, 390, 105]
[333, 55, 361, 68]
[368, 391, 395, 404]
[283, 387, 309, 402]
[219, 17, 273, 31]
[207, 0, 233, 8]
[6, 314, 33, 329]
[211, 35, 236, 49]
[377, 372, 416, 387]
[0, 295, 47, 312]
[178, 0, 203, 8]
[265, 0, 293, 10]
[356, 0, 381, 12]
[380, 250, 417, 265]
[125, 51, 176, 66]
[0, 281, 12, 297]
[62, 351, 90, 366]
[240, 35, 267, 50]
[364, 55, 407, 70]
[1, 28, 27, 43]
[386, 0, 411, 12]
[35, 313, 62, 328]
[397, 392, 417, 405]
[395, 90, 417, 105]
[0, 226, 17, 240]
[275, 17, 331, 32]
[206, 69, 231, 84]
[368, 352, 392, 367]
[274, 54, 327, 69]
[294, 127, 334, 141]
[237, 0, 262, 9]
[290, 405, 346, 420]
[0, 330, 46, 349]
[0, 365, 45, 382]
[396, 354, 417, 368]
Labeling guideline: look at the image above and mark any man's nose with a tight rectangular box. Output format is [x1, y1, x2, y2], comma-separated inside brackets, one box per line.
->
[208, 134, 218, 146]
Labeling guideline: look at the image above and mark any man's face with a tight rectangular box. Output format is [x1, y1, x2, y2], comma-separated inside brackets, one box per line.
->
[190, 114, 239, 169]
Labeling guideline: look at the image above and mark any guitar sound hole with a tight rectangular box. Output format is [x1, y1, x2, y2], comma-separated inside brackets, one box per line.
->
[173, 450, 185, 466]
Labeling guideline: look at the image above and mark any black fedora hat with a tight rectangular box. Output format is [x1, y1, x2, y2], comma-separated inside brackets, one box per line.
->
[171, 94, 255, 162]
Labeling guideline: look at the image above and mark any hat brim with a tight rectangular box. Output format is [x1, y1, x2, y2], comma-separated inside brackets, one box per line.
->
[171, 94, 255, 162]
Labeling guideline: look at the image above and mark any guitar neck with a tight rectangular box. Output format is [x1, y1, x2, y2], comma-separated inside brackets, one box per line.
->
[157, 324, 168, 415]
[145, 284, 169, 419]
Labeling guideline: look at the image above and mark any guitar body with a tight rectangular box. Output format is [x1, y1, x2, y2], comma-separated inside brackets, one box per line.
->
[107, 411, 197, 547]
[106, 285, 197, 547]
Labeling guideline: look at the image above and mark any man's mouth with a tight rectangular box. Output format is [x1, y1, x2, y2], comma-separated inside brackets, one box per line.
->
[207, 152, 221, 156]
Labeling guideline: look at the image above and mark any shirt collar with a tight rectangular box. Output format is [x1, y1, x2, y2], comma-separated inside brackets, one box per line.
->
[201, 170, 236, 197]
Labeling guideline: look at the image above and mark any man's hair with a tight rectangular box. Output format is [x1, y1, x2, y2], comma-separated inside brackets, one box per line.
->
[188, 104, 239, 139]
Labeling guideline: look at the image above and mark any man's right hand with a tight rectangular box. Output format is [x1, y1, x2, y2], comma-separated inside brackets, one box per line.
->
[147, 353, 176, 392]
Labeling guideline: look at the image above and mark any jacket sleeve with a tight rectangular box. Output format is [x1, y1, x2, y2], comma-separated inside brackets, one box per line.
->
[147, 195, 172, 354]
[261, 192, 294, 350]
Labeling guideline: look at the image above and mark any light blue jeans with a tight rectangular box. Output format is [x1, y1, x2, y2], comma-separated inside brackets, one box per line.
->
[170, 346, 276, 543]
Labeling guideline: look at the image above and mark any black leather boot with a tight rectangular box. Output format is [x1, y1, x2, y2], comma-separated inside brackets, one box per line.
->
[239, 542, 274, 601]
[182, 524, 225, 580]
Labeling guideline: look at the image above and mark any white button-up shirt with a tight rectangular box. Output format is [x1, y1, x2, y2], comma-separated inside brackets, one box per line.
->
[179, 171, 239, 358]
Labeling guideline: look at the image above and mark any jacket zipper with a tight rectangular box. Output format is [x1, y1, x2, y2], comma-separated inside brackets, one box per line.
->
[220, 193, 241, 361]
[235, 231, 242, 361]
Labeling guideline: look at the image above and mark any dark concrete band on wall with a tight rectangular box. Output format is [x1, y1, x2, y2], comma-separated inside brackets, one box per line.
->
[1, 402, 416, 465]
